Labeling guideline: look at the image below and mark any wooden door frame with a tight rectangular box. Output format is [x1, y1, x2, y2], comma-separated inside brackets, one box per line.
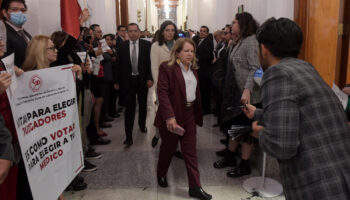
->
[294, 0, 349, 87]
[294, 0, 308, 60]
[120, 0, 129, 26]
[341, 0, 350, 84]
[116, 0, 120, 27]
[0, 0, 3, 20]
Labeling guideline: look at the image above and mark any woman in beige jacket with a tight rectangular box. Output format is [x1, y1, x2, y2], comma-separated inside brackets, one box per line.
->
[148, 20, 178, 147]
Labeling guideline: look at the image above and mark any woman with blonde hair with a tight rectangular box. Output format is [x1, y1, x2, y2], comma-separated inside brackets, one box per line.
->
[154, 38, 212, 200]
[23, 35, 82, 74]
[22, 35, 81, 200]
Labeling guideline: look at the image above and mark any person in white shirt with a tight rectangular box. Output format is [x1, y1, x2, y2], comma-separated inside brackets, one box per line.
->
[155, 38, 212, 200]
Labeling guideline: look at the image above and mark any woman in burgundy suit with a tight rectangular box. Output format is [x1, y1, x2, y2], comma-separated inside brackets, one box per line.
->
[154, 38, 212, 200]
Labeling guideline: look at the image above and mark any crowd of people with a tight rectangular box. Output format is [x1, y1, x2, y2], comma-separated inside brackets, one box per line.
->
[1, 0, 350, 200]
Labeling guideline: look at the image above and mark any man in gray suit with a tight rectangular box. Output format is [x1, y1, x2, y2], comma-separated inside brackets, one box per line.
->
[244, 18, 350, 200]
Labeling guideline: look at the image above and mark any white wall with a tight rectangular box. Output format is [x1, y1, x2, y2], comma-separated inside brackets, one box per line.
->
[88, 0, 117, 34]
[187, 0, 294, 32]
[128, 0, 138, 26]
[186, 0, 235, 32]
[232, 0, 294, 24]
[232, 0, 267, 24]
[149, 0, 158, 31]
[23, 0, 117, 37]
[266, 0, 294, 20]
[24, 0, 61, 36]
[23, 0, 293, 36]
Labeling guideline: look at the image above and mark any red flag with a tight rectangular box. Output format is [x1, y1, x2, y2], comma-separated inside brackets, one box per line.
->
[61, 0, 81, 39]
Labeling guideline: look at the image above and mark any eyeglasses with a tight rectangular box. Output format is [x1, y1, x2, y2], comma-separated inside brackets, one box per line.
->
[8, 7, 27, 13]
[46, 46, 56, 51]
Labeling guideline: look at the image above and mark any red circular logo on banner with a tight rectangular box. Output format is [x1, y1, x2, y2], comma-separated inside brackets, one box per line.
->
[29, 75, 42, 92]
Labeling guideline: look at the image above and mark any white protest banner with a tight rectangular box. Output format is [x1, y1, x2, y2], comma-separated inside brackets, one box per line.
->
[7, 64, 83, 200]
[1, 53, 17, 95]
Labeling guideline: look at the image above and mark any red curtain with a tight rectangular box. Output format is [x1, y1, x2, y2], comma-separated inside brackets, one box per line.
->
[61, 0, 81, 39]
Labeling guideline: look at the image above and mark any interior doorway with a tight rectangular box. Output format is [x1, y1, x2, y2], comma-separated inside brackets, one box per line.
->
[295, 0, 350, 87]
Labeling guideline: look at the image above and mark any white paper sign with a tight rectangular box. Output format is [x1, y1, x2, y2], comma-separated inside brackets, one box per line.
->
[91, 57, 99, 75]
[77, 51, 93, 70]
[99, 39, 111, 52]
[7, 65, 83, 200]
[92, 48, 104, 75]
[1, 53, 17, 95]
[332, 82, 348, 109]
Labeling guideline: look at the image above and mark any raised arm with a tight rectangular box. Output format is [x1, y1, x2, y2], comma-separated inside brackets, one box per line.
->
[259, 68, 300, 160]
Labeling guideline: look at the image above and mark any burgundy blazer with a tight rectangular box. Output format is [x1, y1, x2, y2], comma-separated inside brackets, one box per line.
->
[154, 62, 203, 129]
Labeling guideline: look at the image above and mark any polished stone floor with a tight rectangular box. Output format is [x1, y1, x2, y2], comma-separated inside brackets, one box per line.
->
[63, 108, 285, 200]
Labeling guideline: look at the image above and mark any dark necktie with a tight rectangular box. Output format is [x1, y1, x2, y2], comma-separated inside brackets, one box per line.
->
[17, 30, 29, 44]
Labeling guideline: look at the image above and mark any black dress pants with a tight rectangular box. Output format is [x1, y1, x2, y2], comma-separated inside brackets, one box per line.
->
[199, 73, 212, 113]
[124, 76, 148, 139]
[17, 160, 33, 200]
[109, 83, 118, 115]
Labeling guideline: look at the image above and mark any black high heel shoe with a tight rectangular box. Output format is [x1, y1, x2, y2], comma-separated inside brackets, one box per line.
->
[157, 177, 168, 188]
[189, 187, 212, 200]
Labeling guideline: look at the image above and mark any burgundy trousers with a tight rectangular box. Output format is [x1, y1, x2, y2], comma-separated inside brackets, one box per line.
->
[157, 106, 201, 189]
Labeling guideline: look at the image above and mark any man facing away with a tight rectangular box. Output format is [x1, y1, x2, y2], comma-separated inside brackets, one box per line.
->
[244, 17, 350, 200]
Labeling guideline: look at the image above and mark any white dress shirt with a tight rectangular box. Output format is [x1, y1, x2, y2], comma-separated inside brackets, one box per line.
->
[178, 61, 197, 102]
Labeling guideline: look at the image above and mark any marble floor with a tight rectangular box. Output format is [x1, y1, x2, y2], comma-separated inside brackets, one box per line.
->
[63, 108, 285, 200]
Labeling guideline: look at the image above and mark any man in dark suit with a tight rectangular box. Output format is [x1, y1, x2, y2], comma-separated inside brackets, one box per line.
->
[245, 18, 350, 200]
[1, 0, 31, 68]
[115, 25, 127, 110]
[194, 25, 214, 115]
[116, 23, 153, 146]
[116, 25, 127, 47]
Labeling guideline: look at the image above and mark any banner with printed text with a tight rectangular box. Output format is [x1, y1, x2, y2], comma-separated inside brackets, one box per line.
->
[6, 64, 83, 200]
